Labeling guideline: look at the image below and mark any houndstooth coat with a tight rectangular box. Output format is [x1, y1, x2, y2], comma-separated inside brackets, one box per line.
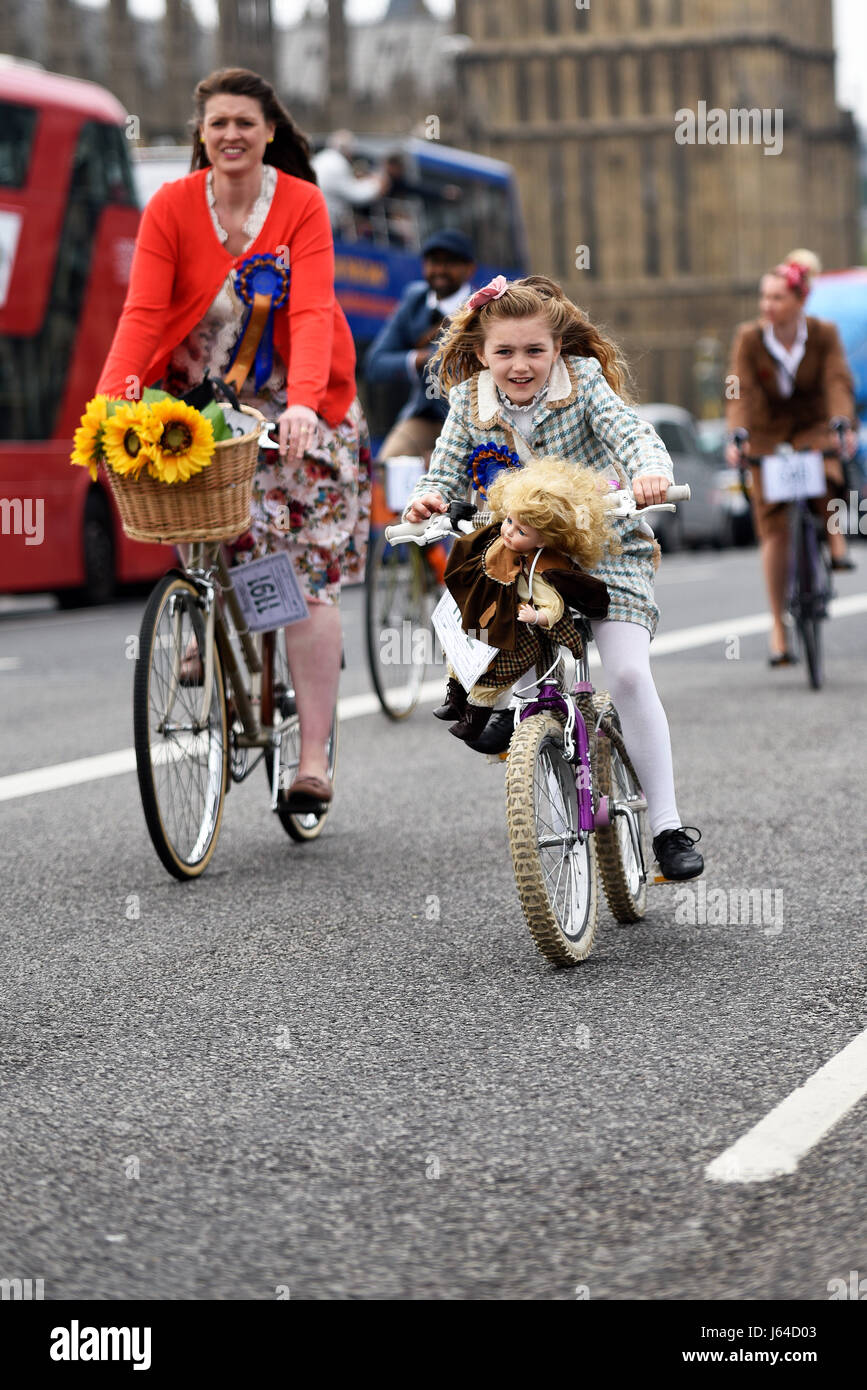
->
[409, 353, 676, 634]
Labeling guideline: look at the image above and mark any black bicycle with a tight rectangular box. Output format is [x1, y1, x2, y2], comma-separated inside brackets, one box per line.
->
[736, 425, 849, 690]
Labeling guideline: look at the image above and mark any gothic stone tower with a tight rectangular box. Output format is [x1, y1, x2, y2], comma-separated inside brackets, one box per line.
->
[453, 0, 859, 411]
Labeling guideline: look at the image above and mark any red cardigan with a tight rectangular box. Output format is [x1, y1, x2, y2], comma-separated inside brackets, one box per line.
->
[97, 168, 356, 426]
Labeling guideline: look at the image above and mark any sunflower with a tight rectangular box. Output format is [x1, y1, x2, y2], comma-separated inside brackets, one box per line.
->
[70, 395, 109, 480]
[102, 402, 161, 479]
[147, 399, 215, 484]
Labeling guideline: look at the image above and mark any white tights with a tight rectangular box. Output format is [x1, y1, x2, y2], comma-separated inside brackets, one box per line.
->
[590, 619, 681, 837]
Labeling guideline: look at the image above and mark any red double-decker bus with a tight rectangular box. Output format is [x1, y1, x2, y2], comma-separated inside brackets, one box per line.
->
[0, 58, 168, 603]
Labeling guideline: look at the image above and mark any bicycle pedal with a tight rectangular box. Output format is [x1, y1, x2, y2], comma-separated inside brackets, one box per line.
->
[653, 871, 704, 885]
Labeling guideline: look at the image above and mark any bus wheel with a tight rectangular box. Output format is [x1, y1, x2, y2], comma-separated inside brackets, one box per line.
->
[57, 490, 116, 607]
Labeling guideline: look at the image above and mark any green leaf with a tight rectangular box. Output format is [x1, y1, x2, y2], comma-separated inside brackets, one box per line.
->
[201, 400, 234, 441]
[142, 386, 173, 403]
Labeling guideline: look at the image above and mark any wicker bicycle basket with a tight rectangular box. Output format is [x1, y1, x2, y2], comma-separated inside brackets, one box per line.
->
[106, 404, 266, 544]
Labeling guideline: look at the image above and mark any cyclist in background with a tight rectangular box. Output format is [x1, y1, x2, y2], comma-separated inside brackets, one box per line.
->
[725, 251, 857, 666]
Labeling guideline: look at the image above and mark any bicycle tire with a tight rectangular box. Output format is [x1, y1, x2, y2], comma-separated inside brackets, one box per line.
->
[505, 712, 598, 967]
[264, 631, 339, 842]
[134, 573, 228, 879]
[365, 528, 434, 720]
[793, 511, 825, 690]
[593, 711, 649, 923]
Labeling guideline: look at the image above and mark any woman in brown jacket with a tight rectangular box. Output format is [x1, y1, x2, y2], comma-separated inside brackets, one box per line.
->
[725, 255, 857, 664]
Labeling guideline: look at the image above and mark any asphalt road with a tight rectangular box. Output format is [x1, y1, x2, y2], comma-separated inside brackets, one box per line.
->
[1, 545, 866, 1302]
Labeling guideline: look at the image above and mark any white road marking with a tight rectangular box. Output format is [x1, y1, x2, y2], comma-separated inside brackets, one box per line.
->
[0, 656, 21, 670]
[706, 1027, 867, 1183]
[0, 748, 137, 801]
[2, 593, 866, 803]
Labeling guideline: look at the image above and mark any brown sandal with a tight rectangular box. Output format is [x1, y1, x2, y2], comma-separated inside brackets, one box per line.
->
[285, 774, 333, 811]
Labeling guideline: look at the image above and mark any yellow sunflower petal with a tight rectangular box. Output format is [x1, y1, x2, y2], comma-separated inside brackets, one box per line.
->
[148, 399, 215, 483]
[70, 395, 109, 480]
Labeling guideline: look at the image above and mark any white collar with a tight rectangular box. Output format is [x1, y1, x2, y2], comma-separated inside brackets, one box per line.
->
[426, 282, 472, 317]
[762, 316, 808, 396]
[475, 355, 573, 426]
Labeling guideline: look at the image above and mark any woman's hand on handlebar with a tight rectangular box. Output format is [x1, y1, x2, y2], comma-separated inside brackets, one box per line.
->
[633, 474, 672, 507]
[724, 441, 745, 467]
[404, 491, 449, 523]
[278, 404, 319, 461]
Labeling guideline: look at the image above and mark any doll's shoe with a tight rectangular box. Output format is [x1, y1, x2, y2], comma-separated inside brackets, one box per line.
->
[467, 708, 515, 754]
[449, 703, 492, 742]
[433, 677, 467, 721]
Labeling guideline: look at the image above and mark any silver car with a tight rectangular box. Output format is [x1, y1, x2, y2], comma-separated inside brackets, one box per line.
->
[637, 404, 753, 550]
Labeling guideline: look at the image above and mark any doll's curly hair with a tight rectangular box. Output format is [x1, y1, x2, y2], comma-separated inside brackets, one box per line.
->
[486, 456, 620, 570]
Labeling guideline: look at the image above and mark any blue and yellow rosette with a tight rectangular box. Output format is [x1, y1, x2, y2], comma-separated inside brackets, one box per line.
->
[466, 441, 521, 497]
[225, 253, 291, 392]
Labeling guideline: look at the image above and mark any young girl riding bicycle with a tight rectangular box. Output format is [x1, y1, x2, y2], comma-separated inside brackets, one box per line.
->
[403, 273, 704, 882]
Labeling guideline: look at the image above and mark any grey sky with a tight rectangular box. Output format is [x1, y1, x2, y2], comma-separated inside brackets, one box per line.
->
[111, 0, 867, 129]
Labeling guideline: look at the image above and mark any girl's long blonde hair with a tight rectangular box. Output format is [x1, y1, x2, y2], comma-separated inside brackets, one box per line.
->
[430, 274, 633, 400]
[487, 456, 620, 570]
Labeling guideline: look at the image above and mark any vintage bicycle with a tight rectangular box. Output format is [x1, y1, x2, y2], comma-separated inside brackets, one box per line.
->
[365, 454, 446, 720]
[735, 423, 850, 690]
[385, 482, 690, 966]
[110, 403, 338, 881]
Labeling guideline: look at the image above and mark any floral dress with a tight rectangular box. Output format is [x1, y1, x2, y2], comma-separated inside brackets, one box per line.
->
[164, 166, 371, 605]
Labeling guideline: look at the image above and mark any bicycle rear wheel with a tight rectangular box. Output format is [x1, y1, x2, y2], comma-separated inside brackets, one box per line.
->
[506, 713, 598, 966]
[594, 714, 649, 923]
[365, 528, 435, 719]
[792, 511, 827, 690]
[134, 573, 228, 879]
[264, 630, 339, 842]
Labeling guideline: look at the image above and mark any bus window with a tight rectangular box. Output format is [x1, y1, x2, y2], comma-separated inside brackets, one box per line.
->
[0, 118, 136, 442]
[419, 167, 517, 269]
[0, 100, 37, 187]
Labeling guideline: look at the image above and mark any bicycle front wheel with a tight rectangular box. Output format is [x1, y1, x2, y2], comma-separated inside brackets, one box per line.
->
[134, 574, 228, 879]
[594, 717, 649, 923]
[506, 713, 598, 966]
[365, 529, 434, 719]
[793, 513, 826, 690]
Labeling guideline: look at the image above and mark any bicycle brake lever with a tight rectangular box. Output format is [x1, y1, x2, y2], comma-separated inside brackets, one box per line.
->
[259, 423, 281, 450]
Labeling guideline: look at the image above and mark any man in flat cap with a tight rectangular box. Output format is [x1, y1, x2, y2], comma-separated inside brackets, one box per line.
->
[365, 229, 477, 463]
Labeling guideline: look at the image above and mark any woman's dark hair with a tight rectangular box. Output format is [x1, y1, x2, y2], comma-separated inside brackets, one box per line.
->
[189, 68, 317, 185]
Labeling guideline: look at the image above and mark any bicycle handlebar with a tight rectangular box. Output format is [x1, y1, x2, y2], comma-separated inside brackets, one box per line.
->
[385, 482, 691, 546]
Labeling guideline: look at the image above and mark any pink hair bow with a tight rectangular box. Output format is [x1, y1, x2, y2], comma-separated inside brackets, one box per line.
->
[774, 262, 810, 297]
[466, 275, 509, 312]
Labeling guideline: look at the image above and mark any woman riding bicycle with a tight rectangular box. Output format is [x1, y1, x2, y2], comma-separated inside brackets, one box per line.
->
[96, 67, 370, 809]
[724, 250, 856, 666]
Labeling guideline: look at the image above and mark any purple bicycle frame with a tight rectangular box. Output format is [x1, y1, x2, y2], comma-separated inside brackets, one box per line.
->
[518, 680, 597, 832]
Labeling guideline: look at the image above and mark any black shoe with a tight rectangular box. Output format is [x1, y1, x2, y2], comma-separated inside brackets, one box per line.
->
[652, 826, 704, 881]
[433, 677, 466, 722]
[449, 703, 492, 743]
[768, 649, 798, 667]
[830, 555, 856, 572]
[466, 708, 515, 754]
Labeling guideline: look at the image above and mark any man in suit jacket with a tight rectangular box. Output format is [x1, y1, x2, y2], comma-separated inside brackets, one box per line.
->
[725, 258, 857, 663]
[364, 229, 476, 463]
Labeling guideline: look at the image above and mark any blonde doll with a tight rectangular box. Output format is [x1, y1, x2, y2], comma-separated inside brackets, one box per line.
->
[436, 457, 613, 740]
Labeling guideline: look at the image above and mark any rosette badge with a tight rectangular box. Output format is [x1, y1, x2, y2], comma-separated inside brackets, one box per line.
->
[226, 253, 291, 393]
[466, 441, 521, 497]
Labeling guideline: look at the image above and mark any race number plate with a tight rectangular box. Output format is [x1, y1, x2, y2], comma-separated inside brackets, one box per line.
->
[384, 455, 426, 514]
[760, 450, 826, 503]
[431, 591, 498, 693]
[231, 553, 309, 632]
